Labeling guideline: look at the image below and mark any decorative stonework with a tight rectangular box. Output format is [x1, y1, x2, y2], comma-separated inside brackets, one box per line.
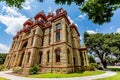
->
[4, 8, 89, 74]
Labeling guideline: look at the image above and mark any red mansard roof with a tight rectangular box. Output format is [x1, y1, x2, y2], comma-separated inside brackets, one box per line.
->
[14, 8, 77, 39]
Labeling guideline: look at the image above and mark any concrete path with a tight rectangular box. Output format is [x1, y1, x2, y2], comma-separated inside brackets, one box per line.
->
[0, 70, 116, 80]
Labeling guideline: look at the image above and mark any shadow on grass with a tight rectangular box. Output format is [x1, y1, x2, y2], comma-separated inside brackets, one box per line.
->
[72, 70, 85, 74]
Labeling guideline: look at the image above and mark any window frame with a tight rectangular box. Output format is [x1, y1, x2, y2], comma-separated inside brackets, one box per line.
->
[56, 32, 60, 42]
[55, 48, 61, 63]
[56, 23, 61, 30]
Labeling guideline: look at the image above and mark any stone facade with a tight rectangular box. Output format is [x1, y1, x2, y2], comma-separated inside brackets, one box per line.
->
[4, 8, 89, 74]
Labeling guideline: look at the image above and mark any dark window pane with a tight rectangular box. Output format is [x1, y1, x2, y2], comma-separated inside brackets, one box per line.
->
[39, 52, 42, 64]
[56, 24, 61, 30]
[47, 51, 50, 63]
[56, 33, 60, 41]
[56, 50, 60, 62]
[50, 27, 52, 33]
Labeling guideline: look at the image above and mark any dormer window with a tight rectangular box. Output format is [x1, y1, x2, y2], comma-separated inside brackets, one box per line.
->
[40, 19, 45, 24]
[56, 11, 59, 15]
[36, 19, 39, 23]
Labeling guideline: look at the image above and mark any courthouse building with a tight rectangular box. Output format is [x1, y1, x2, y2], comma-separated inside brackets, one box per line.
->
[4, 8, 89, 74]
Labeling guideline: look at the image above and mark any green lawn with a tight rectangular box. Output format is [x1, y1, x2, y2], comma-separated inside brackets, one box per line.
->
[0, 77, 8, 80]
[97, 72, 120, 80]
[28, 70, 105, 78]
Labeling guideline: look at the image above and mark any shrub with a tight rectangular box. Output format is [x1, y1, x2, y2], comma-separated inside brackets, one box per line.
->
[89, 63, 98, 71]
[108, 68, 120, 71]
[12, 67, 23, 73]
[0, 65, 5, 71]
[30, 65, 39, 74]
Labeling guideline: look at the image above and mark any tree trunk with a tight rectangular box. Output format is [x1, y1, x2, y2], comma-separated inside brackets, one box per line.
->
[101, 59, 107, 69]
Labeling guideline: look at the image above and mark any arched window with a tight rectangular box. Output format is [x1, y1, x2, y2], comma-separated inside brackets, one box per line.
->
[39, 52, 42, 64]
[55, 48, 60, 62]
[47, 51, 50, 63]
[67, 49, 70, 64]
[22, 41, 28, 49]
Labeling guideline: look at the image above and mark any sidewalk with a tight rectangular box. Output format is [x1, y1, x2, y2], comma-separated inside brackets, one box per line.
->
[0, 70, 116, 80]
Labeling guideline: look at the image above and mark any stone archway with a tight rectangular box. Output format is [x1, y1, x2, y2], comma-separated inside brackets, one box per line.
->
[21, 41, 28, 49]
[19, 52, 25, 66]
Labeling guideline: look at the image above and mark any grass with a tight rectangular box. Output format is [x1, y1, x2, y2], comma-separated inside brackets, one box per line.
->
[97, 67, 120, 80]
[96, 72, 120, 80]
[0, 77, 8, 80]
[28, 70, 105, 78]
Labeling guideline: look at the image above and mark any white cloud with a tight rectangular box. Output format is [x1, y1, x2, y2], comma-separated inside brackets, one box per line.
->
[68, 16, 73, 24]
[75, 24, 78, 27]
[0, 43, 10, 53]
[80, 36, 82, 40]
[78, 13, 86, 19]
[87, 30, 97, 34]
[22, 0, 33, 10]
[0, 6, 28, 35]
[116, 28, 120, 33]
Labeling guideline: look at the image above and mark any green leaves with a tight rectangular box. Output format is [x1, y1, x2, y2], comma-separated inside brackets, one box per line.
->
[1, 0, 120, 24]
[81, 0, 114, 25]
[84, 32, 120, 68]
[0, 53, 7, 64]
[1, 0, 25, 9]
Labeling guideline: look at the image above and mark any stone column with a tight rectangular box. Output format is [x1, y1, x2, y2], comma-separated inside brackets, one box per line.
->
[83, 51, 87, 66]
[23, 53, 28, 67]
[13, 52, 19, 67]
[61, 44, 67, 66]
[49, 23, 55, 72]
[15, 52, 21, 66]
[61, 18, 67, 42]
[28, 49, 36, 67]
[76, 50, 81, 67]
[22, 51, 28, 67]
[85, 51, 89, 66]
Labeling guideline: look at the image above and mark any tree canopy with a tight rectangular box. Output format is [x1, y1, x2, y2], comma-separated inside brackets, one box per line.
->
[0, 53, 7, 64]
[84, 32, 120, 68]
[0, 0, 120, 25]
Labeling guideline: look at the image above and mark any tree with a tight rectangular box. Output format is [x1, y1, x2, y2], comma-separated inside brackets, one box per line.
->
[109, 33, 120, 62]
[81, 0, 120, 25]
[1, 0, 120, 24]
[88, 55, 96, 63]
[0, 53, 7, 64]
[84, 32, 120, 68]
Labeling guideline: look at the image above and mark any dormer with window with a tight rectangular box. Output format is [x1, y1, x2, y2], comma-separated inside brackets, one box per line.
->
[34, 11, 47, 25]
[23, 19, 33, 29]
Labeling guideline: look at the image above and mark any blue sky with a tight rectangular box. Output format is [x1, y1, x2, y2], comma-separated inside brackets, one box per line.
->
[0, 0, 120, 53]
